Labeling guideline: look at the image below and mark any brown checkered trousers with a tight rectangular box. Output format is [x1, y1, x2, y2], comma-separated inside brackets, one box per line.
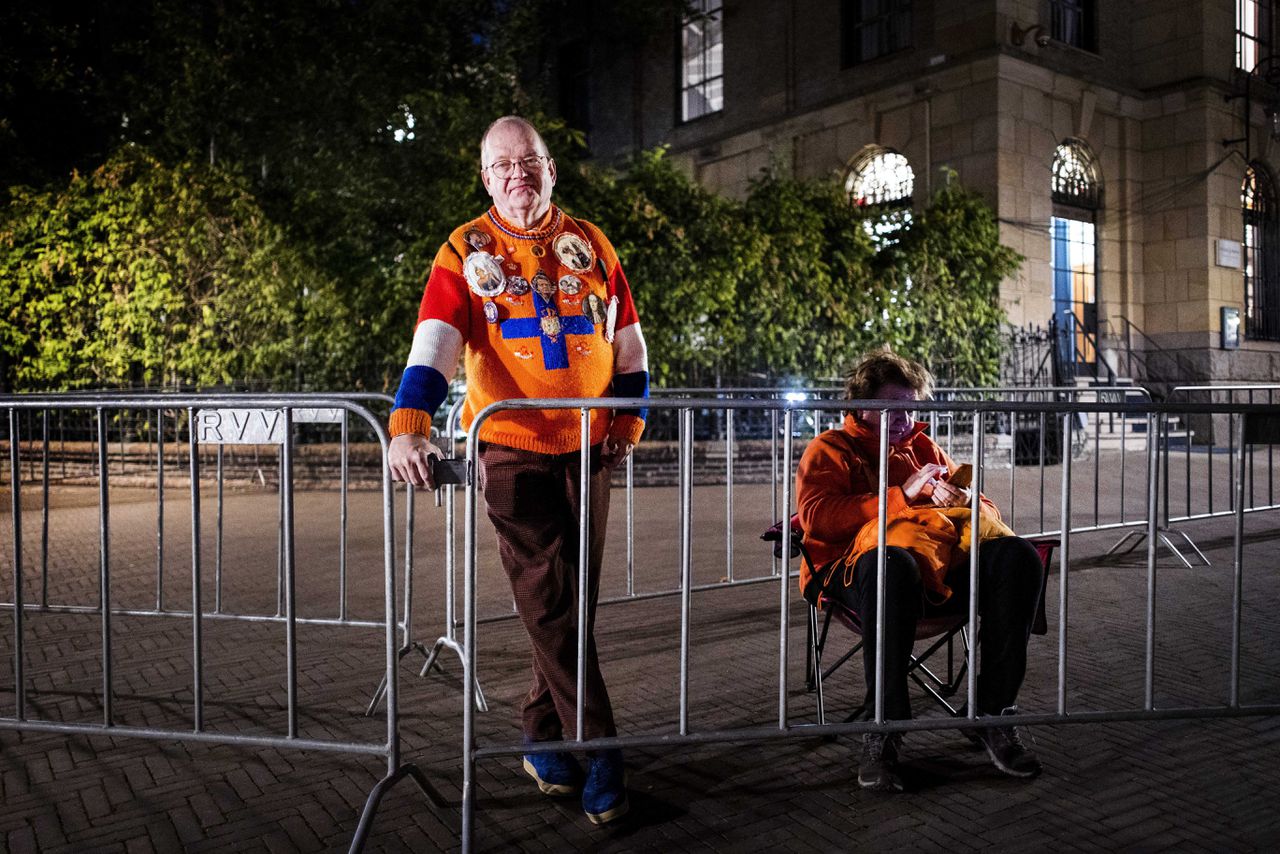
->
[479, 441, 616, 742]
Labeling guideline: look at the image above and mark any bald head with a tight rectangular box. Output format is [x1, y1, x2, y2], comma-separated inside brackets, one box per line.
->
[480, 116, 550, 162]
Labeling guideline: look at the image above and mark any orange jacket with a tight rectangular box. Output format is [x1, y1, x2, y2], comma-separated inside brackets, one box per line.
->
[795, 414, 1003, 597]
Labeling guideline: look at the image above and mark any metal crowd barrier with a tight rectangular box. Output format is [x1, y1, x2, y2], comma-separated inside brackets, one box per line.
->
[429, 385, 1154, 621]
[0, 394, 434, 852]
[455, 395, 1280, 851]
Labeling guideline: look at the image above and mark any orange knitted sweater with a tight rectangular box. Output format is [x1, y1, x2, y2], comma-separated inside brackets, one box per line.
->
[388, 205, 645, 453]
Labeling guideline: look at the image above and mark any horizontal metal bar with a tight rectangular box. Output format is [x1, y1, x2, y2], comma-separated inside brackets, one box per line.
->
[414, 396, 1280, 417]
[467, 570, 802, 627]
[0, 601, 392, 630]
[0, 717, 389, 756]
[477, 702, 1280, 760]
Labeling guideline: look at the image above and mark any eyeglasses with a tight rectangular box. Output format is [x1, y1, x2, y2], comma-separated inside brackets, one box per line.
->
[482, 155, 550, 179]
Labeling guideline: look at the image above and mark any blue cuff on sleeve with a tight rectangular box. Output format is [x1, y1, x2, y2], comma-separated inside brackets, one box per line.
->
[392, 365, 449, 419]
[612, 370, 649, 421]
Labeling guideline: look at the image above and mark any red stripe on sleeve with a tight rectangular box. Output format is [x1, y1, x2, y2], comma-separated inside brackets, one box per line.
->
[417, 264, 471, 332]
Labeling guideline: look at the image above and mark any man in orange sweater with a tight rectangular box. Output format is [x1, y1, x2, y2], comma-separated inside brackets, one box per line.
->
[387, 116, 647, 825]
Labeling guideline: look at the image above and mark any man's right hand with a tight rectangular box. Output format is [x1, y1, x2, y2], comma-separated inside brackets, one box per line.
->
[388, 433, 446, 489]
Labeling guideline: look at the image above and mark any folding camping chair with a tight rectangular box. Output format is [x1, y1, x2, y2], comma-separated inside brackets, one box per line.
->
[763, 515, 1055, 725]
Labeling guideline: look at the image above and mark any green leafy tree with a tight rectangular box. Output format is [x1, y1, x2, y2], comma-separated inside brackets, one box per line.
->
[0, 146, 328, 390]
[557, 147, 754, 385]
[870, 172, 1022, 385]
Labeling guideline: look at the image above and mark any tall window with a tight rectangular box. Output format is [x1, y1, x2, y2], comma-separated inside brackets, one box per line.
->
[1050, 139, 1102, 371]
[1243, 163, 1280, 340]
[1049, 0, 1097, 52]
[1237, 0, 1273, 71]
[841, 0, 912, 67]
[681, 1, 723, 122]
[845, 146, 914, 246]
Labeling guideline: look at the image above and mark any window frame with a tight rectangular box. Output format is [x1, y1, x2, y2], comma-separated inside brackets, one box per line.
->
[1237, 0, 1274, 72]
[1049, 139, 1103, 372]
[1243, 161, 1280, 341]
[1048, 0, 1098, 53]
[678, 0, 725, 124]
[840, 0, 913, 68]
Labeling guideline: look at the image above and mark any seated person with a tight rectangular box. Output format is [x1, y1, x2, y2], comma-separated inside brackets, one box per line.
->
[796, 348, 1044, 792]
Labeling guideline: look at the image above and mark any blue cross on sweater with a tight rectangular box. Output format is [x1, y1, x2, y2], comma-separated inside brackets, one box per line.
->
[499, 291, 596, 370]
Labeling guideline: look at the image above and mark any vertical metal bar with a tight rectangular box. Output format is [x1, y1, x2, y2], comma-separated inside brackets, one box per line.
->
[382, 413, 402, 779]
[1207, 397, 1216, 516]
[281, 408, 298, 738]
[1120, 395, 1129, 524]
[403, 484, 415, 649]
[778, 408, 794, 730]
[1270, 388, 1275, 509]
[725, 407, 735, 583]
[1038, 411, 1047, 534]
[1056, 412, 1072, 716]
[445, 481, 457, 642]
[771, 409, 780, 576]
[677, 407, 695, 735]
[339, 411, 349, 621]
[1248, 389, 1256, 510]
[156, 409, 165, 611]
[59, 410, 66, 480]
[10, 409, 26, 719]
[1008, 406, 1017, 529]
[462, 423, 479, 853]
[1227, 409, 1235, 512]
[188, 408, 204, 731]
[97, 408, 113, 726]
[576, 408, 591, 742]
[625, 453, 635, 597]
[1162, 415, 1171, 527]
[40, 409, 49, 608]
[277, 451, 285, 618]
[215, 445, 224, 613]
[1144, 412, 1159, 711]
[1093, 400, 1101, 528]
[966, 411, 983, 719]
[1231, 411, 1247, 708]
[1183, 405, 1191, 520]
[874, 409, 889, 725]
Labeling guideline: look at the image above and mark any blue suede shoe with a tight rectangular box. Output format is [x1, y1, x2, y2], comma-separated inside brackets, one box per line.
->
[522, 750, 582, 796]
[582, 749, 628, 825]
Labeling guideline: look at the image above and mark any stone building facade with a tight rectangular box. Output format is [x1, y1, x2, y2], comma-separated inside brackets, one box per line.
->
[560, 0, 1280, 386]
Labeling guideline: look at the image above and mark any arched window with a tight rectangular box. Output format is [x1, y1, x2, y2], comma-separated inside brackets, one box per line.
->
[1050, 139, 1102, 375]
[1243, 163, 1280, 340]
[846, 146, 914, 207]
[846, 146, 913, 247]
[1051, 138, 1101, 208]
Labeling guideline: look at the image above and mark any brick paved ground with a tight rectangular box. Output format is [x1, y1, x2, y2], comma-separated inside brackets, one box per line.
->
[2, 447, 1280, 853]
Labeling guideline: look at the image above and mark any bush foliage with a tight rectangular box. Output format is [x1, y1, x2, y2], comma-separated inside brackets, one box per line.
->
[1, 146, 1019, 391]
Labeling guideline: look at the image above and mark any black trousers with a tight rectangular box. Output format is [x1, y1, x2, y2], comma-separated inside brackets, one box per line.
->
[815, 537, 1043, 720]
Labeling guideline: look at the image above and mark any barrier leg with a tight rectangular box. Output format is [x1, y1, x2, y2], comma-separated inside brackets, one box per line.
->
[348, 763, 445, 854]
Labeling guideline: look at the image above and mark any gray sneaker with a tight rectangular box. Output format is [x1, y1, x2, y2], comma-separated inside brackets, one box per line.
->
[974, 707, 1042, 778]
[857, 732, 905, 792]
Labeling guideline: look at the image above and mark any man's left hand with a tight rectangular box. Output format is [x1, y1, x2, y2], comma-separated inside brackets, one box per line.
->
[601, 436, 635, 469]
